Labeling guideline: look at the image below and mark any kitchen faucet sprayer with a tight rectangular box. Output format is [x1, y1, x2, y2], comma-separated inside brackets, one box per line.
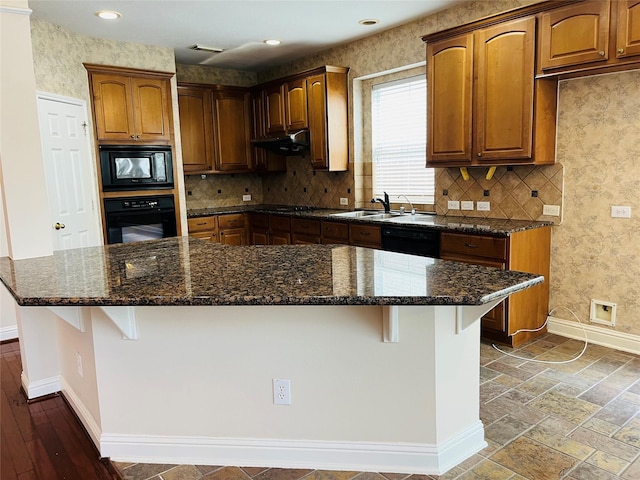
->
[371, 192, 391, 212]
[398, 195, 416, 215]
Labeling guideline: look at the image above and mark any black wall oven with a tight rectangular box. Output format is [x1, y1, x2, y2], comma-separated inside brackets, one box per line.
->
[104, 195, 177, 244]
[100, 145, 174, 191]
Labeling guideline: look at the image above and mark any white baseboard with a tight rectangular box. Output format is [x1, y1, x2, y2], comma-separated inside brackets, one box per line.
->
[548, 316, 640, 355]
[0, 325, 19, 341]
[60, 378, 102, 449]
[21, 371, 61, 399]
[100, 421, 486, 475]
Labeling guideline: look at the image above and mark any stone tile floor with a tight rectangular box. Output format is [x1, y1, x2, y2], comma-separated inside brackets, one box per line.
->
[113, 334, 640, 480]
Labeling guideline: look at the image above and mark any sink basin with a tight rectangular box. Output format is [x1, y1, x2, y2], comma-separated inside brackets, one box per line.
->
[366, 213, 406, 219]
[329, 210, 385, 219]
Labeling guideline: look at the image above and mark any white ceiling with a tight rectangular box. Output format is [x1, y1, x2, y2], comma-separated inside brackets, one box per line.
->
[28, 0, 459, 71]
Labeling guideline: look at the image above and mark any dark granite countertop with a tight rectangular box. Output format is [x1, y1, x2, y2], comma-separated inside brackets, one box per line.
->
[187, 205, 552, 236]
[0, 237, 543, 307]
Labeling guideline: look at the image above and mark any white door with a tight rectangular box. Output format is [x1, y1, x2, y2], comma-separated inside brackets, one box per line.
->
[36, 93, 102, 250]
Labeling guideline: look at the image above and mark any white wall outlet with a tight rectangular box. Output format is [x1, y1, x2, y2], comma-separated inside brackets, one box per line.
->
[340, 197, 349, 206]
[461, 201, 474, 211]
[543, 204, 561, 216]
[611, 205, 631, 218]
[76, 352, 83, 377]
[447, 200, 460, 210]
[273, 379, 291, 405]
[242, 194, 252, 202]
[476, 201, 490, 212]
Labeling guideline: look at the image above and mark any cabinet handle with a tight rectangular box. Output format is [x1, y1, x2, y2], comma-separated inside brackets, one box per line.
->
[599, 51, 605, 56]
[196, 222, 207, 226]
[360, 231, 370, 236]
[618, 48, 625, 54]
[464, 243, 478, 248]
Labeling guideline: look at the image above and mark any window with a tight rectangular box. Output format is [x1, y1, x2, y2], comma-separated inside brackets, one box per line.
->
[371, 76, 434, 204]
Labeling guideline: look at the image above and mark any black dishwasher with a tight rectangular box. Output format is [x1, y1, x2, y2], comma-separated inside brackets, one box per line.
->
[381, 227, 440, 258]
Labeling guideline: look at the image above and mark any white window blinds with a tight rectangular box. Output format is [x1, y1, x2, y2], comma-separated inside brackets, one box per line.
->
[372, 76, 434, 204]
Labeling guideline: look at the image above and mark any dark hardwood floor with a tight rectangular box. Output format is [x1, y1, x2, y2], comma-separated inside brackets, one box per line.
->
[0, 340, 120, 480]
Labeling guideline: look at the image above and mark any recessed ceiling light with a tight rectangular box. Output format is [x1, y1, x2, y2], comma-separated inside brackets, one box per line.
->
[359, 19, 379, 26]
[96, 10, 122, 20]
[264, 39, 281, 46]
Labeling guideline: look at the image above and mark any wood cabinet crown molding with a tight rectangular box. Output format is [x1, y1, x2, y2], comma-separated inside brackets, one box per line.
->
[83, 63, 175, 79]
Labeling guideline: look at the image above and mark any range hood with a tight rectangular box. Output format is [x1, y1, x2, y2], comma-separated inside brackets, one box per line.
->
[251, 130, 309, 155]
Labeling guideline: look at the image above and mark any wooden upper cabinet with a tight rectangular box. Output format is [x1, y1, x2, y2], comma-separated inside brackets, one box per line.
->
[306, 70, 349, 171]
[177, 86, 214, 173]
[284, 78, 308, 131]
[212, 87, 253, 172]
[617, 0, 640, 58]
[539, 0, 611, 70]
[264, 84, 286, 136]
[88, 67, 172, 143]
[427, 33, 473, 164]
[425, 16, 544, 167]
[475, 17, 535, 161]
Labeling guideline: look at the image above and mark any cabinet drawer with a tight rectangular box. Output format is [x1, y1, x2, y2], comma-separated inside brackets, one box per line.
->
[291, 218, 321, 236]
[349, 224, 381, 248]
[440, 232, 507, 261]
[188, 216, 216, 233]
[218, 213, 245, 229]
[269, 215, 291, 232]
[321, 221, 349, 241]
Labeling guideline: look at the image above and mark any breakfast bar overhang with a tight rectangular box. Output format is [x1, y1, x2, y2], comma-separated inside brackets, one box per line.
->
[0, 237, 544, 475]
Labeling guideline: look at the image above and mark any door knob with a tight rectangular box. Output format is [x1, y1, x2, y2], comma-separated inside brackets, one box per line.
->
[54, 222, 66, 230]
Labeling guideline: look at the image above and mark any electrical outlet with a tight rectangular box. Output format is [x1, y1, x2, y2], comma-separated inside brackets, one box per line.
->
[476, 201, 490, 212]
[273, 379, 291, 405]
[76, 352, 83, 377]
[340, 197, 348, 206]
[611, 205, 631, 218]
[461, 201, 474, 211]
[242, 194, 252, 202]
[447, 200, 460, 210]
[543, 204, 561, 216]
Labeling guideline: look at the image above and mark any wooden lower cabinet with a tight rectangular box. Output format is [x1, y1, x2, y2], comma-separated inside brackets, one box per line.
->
[440, 228, 551, 347]
[269, 215, 291, 245]
[349, 224, 382, 248]
[291, 218, 321, 244]
[187, 214, 248, 245]
[321, 221, 349, 244]
[187, 217, 218, 242]
[249, 213, 270, 245]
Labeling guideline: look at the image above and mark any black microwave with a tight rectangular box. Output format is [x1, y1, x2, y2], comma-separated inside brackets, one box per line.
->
[99, 145, 174, 191]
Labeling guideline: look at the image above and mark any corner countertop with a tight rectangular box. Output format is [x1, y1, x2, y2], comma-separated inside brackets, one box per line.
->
[187, 205, 553, 236]
[0, 237, 543, 307]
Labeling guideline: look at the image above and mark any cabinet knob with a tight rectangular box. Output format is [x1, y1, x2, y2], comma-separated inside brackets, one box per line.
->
[599, 51, 605, 57]
[130, 135, 135, 139]
[136, 135, 141, 139]
[477, 153, 482, 158]
[618, 48, 625, 54]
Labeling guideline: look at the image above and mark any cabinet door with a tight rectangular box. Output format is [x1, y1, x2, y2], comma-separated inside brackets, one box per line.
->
[285, 78, 308, 131]
[212, 88, 253, 172]
[178, 86, 214, 173]
[264, 84, 286, 135]
[90, 73, 135, 141]
[219, 227, 247, 245]
[130, 77, 172, 142]
[307, 74, 329, 170]
[475, 17, 535, 161]
[251, 90, 287, 173]
[539, 0, 610, 70]
[270, 231, 291, 245]
[617, 0, 640, 58]
[427, 34, 473, 164]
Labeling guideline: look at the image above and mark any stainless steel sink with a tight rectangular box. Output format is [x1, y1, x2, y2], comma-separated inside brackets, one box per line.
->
[366, 213, 406, 219]
[329, 210, 385, 219]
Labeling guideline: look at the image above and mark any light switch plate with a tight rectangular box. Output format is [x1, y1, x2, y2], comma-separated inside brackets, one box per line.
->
[447, 200, 460, 210]
[340, 197, 348, 206]
[543, 204, 561, 216]
[461, 201, 474, 210]
[242, 194, 252, 202]
[611, 205, 631, 218]
[476, 201, 490, 212]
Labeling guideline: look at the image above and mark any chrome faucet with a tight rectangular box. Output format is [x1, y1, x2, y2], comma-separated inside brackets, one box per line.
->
[371, 191, 391, 213]
[398, 194, 416, 215]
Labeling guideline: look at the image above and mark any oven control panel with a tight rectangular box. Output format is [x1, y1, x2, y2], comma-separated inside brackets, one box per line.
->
[122, 199, 159, 209]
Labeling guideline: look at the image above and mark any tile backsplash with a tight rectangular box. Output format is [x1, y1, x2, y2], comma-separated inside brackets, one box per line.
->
[435, 163, 564, 222]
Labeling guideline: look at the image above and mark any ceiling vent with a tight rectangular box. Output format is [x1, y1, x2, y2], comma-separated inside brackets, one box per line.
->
[190, 44, 225, 53]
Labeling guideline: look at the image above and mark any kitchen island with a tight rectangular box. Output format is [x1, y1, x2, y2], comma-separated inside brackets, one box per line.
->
[0, 237, 543, 474]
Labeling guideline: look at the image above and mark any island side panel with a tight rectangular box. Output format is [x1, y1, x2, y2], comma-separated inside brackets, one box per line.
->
[85, 304, 486, 472]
